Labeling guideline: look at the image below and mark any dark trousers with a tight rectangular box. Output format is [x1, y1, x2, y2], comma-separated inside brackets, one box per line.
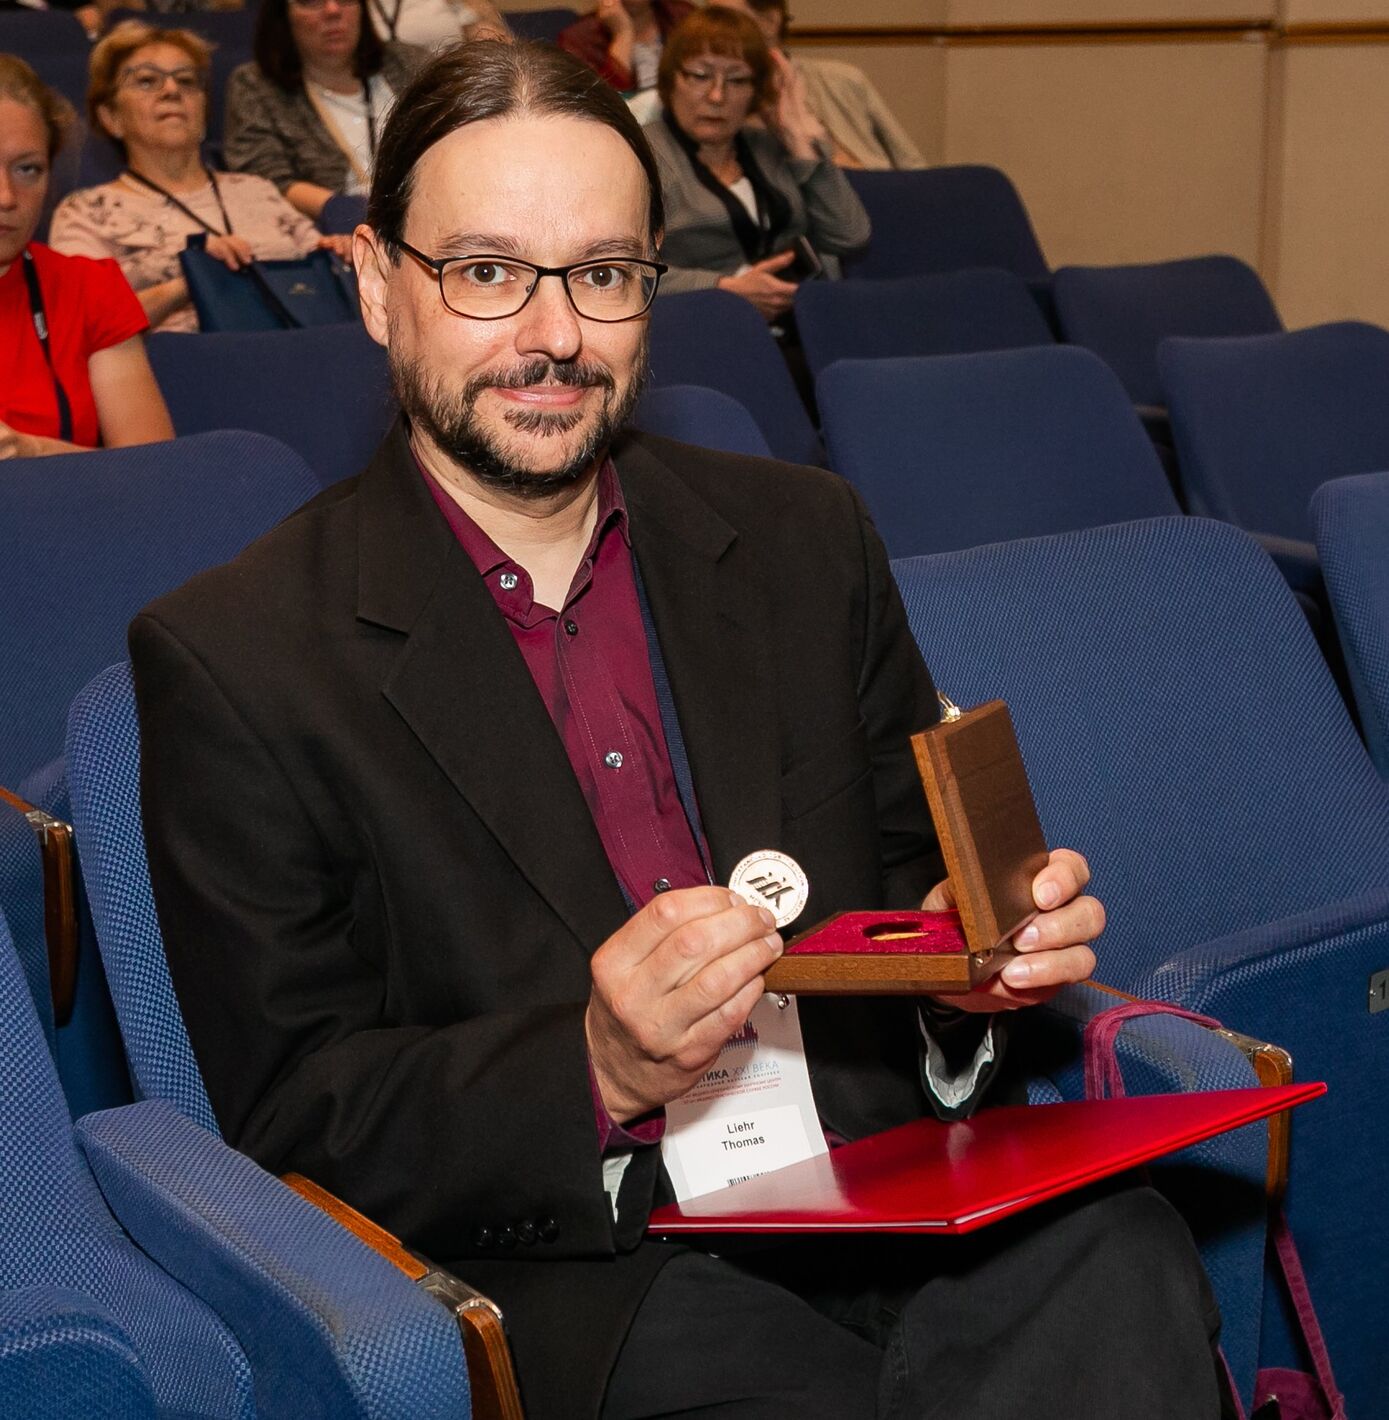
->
[602, 1184, 1229, 1420]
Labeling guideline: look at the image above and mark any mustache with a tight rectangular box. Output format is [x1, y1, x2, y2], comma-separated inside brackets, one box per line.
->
[469, 357, 616, 396]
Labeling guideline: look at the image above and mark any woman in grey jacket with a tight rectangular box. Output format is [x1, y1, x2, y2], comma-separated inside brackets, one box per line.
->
[224, 0, 425, 220]
[643, 6, 868, 324]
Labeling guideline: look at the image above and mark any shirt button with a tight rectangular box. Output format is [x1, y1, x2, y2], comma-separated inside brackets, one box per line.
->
[604, 750, 623, 770]
[496, 1226, 517, 1250]
[537, 1216, 559, 1243]
[515, 1219, 537, 1246]
[653, 877, 672, 894]
[473, 1226, 494, 1250]
[499, 572, 518, 591]
[564, 619, 579, 636]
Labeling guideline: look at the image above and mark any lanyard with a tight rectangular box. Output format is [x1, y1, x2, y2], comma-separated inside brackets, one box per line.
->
[124, 165, 234, 237]
[21, 249, 73, 445]
[306, 79, 379, 190]
[369, 0, 402, 42]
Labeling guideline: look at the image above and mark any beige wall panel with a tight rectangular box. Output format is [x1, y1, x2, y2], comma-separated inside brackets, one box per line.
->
[946, 0, 1273, 27]
[794, 41, 947, 162]
[1280, 0, 1389, 23]
[1268, 43, 1389, 327]
[941, 37, 1269, 269]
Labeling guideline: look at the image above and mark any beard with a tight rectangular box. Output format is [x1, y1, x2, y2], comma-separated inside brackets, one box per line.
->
[390, 332, 649, 500]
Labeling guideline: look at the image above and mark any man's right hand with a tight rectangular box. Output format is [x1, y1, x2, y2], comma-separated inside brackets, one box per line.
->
[717, 250, 798, 321]
[205, 234, 256, 271]
[595, 0, 634, 38]
[586, 886, 783, 1123]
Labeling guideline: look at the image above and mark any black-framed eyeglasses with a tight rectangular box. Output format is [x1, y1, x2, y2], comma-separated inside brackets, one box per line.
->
[396, 242, 668, 322]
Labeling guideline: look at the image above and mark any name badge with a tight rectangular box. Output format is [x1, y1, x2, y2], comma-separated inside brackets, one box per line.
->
[661, 993, 828, 1202]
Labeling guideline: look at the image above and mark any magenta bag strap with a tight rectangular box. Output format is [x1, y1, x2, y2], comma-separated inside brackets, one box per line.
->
[1267, 1209, 1347, 1419]
[1084, 1000, 1346, 1420]
[1082, 999, 1222, 1101]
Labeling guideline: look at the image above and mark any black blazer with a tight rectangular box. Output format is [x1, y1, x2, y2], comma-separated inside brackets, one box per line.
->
[131, 423, 945, 1419]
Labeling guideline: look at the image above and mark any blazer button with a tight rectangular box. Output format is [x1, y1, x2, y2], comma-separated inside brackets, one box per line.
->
[496, 1226, 518, 1250]
[473, 1226, 494, 1250]
[537, 1216, 559, 1243]
[514, 1219, 537, 1246]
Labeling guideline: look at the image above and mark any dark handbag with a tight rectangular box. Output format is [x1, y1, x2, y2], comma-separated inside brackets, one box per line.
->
[179, 236, 358, 332]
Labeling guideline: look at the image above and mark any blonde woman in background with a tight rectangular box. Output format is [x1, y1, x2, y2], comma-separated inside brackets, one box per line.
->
[50, 22, 349, 333]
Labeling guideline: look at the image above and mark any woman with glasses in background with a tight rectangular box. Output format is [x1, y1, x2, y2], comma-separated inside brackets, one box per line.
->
[50, 23, 348, 333]
[223, 0, 425, 220]
[0, 54, 171, 457]
[643, 7, 868, 324]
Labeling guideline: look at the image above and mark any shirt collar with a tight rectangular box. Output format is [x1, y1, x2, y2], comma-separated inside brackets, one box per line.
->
[414, 444, 631, 584]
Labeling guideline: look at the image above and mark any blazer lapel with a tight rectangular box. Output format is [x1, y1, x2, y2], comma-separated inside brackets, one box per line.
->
[618, 435, 782, 883]
[356, 425, 628, 950]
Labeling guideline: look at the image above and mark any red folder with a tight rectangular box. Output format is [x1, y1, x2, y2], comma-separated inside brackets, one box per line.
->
[648, 1083, 1324, 1236]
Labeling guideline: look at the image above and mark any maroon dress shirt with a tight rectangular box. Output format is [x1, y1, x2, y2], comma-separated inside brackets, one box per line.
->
[421, 455, 711, 1150]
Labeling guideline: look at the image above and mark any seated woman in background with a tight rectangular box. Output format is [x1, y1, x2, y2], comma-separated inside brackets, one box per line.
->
[644, 7, 869, 323]
[223, 0, 425, 220]
[365, 0, 509, 52]
[721, 0, 924, 170]
[50, 23, 349, 334]
[0, 55, 171, 458]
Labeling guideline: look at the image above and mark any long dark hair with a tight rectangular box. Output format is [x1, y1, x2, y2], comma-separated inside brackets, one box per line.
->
[369, 41, 665, 259]
[253, 0, 385, 93]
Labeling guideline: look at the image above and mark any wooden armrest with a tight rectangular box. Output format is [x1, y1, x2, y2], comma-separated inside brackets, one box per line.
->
[280, 1173, 524, 1420]
[1089, 981, 1292, 1198]
[0, 785, 79, 1026]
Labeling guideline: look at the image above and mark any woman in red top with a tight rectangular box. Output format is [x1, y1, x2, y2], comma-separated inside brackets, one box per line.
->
[0, 55, 172, 458]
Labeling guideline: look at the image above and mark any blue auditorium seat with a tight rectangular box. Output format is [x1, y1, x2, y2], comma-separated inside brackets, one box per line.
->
[648, 288, 822, 465]
[1312, 471, 1389, 778]
[146, 327, 394, 487]
[0, 433, 319, 1117]
[817, 346, 1178, 558]
[66, 665, 515, 1420]
[0, 904, 255, 1419]
[503, 7, 578, 41]
[1159, 321, 1389, 543]
[841, 166, 1050, 286]
[893, 517, 1389, 1419]
[0, 1284, 157, 1419]
[633, 384, 771, 457]
[319, 193, 369, 235]
[794, 269, 1054, 381]
[1053, 254, 1282, 408]
[0, 431, 319, 796]
[0, 8, 89, 54]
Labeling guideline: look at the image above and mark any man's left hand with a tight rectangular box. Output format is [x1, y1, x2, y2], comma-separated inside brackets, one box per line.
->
[922, 848, 1103, 1013]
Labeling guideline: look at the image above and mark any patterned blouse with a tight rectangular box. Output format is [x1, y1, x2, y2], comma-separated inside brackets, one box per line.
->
[49, 171, 322, 334]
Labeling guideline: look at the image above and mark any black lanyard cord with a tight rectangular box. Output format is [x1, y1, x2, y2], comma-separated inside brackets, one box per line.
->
[124, 165, 234, 238]
[21, 249, 74, 445]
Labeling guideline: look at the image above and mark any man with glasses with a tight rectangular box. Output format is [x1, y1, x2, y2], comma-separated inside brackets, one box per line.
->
[131, 40, 1228, 1420]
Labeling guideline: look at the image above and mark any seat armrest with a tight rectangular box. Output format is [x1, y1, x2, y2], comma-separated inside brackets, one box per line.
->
[281, 1173, 524, 1420]
[75, 1100, 472, 1420]
[0, 784, 78, 1024]
[0, 1284, 156, 1418]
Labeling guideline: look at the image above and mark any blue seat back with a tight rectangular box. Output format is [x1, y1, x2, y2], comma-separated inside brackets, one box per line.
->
[1053, 254, 1282, 407]
[67, 665, 219, 1134]
[841, 165, 1049, 283]
[319, 193, 369, 235]
[632, 385, 771, 458]
[648, 288, 822, 465]
[795, 268, 1054, 381]
[503, 6, 579, 41]
[0, 905, 254, 1417]
[146, 327, 394, 488]
[893, 518, 1389, 979]
[0, 9, 89, 53]
[1312, 470, 1389, 777]
[1160, 321, 1389, 542]
[818, 347, 1179, 558]
[0, 432, 319, 792]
